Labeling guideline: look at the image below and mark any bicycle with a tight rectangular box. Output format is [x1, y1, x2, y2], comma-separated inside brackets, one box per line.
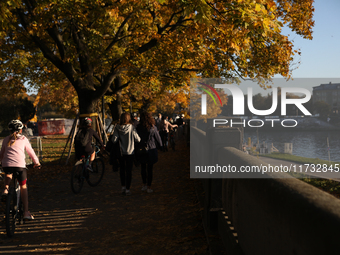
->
[71, 144, 105, 194]
[1, 166, 24, 237]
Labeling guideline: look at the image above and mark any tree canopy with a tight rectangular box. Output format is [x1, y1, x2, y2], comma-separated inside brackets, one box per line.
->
[0, 0, 314, 116]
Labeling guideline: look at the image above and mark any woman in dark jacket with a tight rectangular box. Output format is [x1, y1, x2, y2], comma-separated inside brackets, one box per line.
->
[136, 112, 162, 193]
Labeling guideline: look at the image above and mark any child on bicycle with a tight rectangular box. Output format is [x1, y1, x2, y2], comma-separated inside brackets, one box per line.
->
[74, 117, 105, 168]
[0, 120, 41, 220]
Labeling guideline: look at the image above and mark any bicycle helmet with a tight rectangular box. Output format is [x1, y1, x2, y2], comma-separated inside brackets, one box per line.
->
[84, 117, 92, 126]
[8, 120, 24, 132]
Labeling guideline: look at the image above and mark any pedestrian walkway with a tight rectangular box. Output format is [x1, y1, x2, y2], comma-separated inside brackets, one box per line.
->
[0, 139, 212, 254]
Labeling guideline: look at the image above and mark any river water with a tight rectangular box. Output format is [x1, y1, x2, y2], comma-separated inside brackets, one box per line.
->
[244, 130, 340, 162]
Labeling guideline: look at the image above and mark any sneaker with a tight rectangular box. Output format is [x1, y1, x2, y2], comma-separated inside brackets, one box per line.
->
[147, 189, 153, 193]
[23, 212, 34, 220]
[125, 190, 131, 196]
[121, 187, 126, 195]
[141, 185, 147, 191]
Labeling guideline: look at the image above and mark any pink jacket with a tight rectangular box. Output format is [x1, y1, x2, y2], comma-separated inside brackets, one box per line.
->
[0, 134, 40, 168]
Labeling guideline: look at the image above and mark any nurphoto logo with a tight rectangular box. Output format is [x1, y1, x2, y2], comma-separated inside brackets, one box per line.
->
[201, 84, 312, 116]
[198, 83, 312, 128]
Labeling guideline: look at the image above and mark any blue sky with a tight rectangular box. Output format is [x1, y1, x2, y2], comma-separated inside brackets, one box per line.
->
[286, 0, 340, 78]
[237, 0, 340, 95]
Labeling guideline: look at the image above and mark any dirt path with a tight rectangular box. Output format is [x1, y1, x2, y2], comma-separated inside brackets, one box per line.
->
[0, 139, 209, 254]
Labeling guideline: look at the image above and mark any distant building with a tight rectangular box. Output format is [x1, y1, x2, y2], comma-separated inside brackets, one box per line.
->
[313, 82, 340, 115]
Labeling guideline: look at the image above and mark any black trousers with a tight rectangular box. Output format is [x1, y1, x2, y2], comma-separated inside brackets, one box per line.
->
[141, 163, 154, 187]
[119, 155, 134, 189]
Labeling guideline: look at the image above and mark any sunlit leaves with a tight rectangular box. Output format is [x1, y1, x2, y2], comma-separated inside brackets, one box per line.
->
[0, 0, 314, 115]
[38, 79, 79, 118]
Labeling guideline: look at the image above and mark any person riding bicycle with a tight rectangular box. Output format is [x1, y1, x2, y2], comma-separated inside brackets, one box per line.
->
[74, 117, 105, 169]
[0, 120, 41, 220]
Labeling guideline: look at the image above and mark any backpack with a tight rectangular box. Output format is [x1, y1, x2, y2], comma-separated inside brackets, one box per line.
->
[75, 129, 90, 147]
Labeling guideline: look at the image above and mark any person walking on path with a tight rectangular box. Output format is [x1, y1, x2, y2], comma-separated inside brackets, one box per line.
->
[155, 113, 162, 131]
[112, 113, 141, 195]
[132, 112, 139, 128]
[159, 115, 178, 152]
[136, 112, 162, 193]
[0, 120, 41, 220]
[176, 114, 185, 138]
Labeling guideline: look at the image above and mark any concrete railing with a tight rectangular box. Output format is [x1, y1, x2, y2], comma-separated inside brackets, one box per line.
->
[191, 126, 340, 255]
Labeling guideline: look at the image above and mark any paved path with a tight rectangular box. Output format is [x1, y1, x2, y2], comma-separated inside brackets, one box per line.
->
[0, 139, 212, 254]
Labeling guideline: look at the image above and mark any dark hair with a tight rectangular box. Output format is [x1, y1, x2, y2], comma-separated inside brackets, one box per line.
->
[140, 112, 155, 130]
[120, 112, 132, 125]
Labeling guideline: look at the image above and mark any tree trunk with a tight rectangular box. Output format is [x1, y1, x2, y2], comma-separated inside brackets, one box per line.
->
[78, 91, 97, 115]
[107, 76, 124, 122]
[108, 91, 123, 122]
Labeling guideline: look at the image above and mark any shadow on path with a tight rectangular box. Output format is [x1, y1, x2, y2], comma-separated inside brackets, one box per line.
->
[0, 139, 209, 255]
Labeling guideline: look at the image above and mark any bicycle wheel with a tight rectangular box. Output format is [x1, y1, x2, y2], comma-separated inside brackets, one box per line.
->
[87, 157, 105, 187]
[71, 163, 84, 194]
[5, 188, 18, 237]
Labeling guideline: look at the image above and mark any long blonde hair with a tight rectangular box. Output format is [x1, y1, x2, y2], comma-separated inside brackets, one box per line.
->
[7, 132, 19, 147]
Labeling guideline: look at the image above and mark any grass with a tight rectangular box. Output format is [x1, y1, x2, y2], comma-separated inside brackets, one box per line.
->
[39, 135, 74, 164]
[303, 178, 340, 198]
[261, 152, 340, 198]
[0, 135, 74, 165]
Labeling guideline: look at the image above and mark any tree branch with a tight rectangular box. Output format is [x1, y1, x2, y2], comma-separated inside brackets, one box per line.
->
[106, 81, 130, 96]
[46, 25, 66, 60]
[157, 10, 184, 34]
[70, 23, 93, 75]
[105, 12, 134, 52]
[137, 38, 158, 54]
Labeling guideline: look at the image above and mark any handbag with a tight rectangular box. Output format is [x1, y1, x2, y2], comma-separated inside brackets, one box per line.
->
[135, 128, 150, 158]
[135, 141, 148, 157]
